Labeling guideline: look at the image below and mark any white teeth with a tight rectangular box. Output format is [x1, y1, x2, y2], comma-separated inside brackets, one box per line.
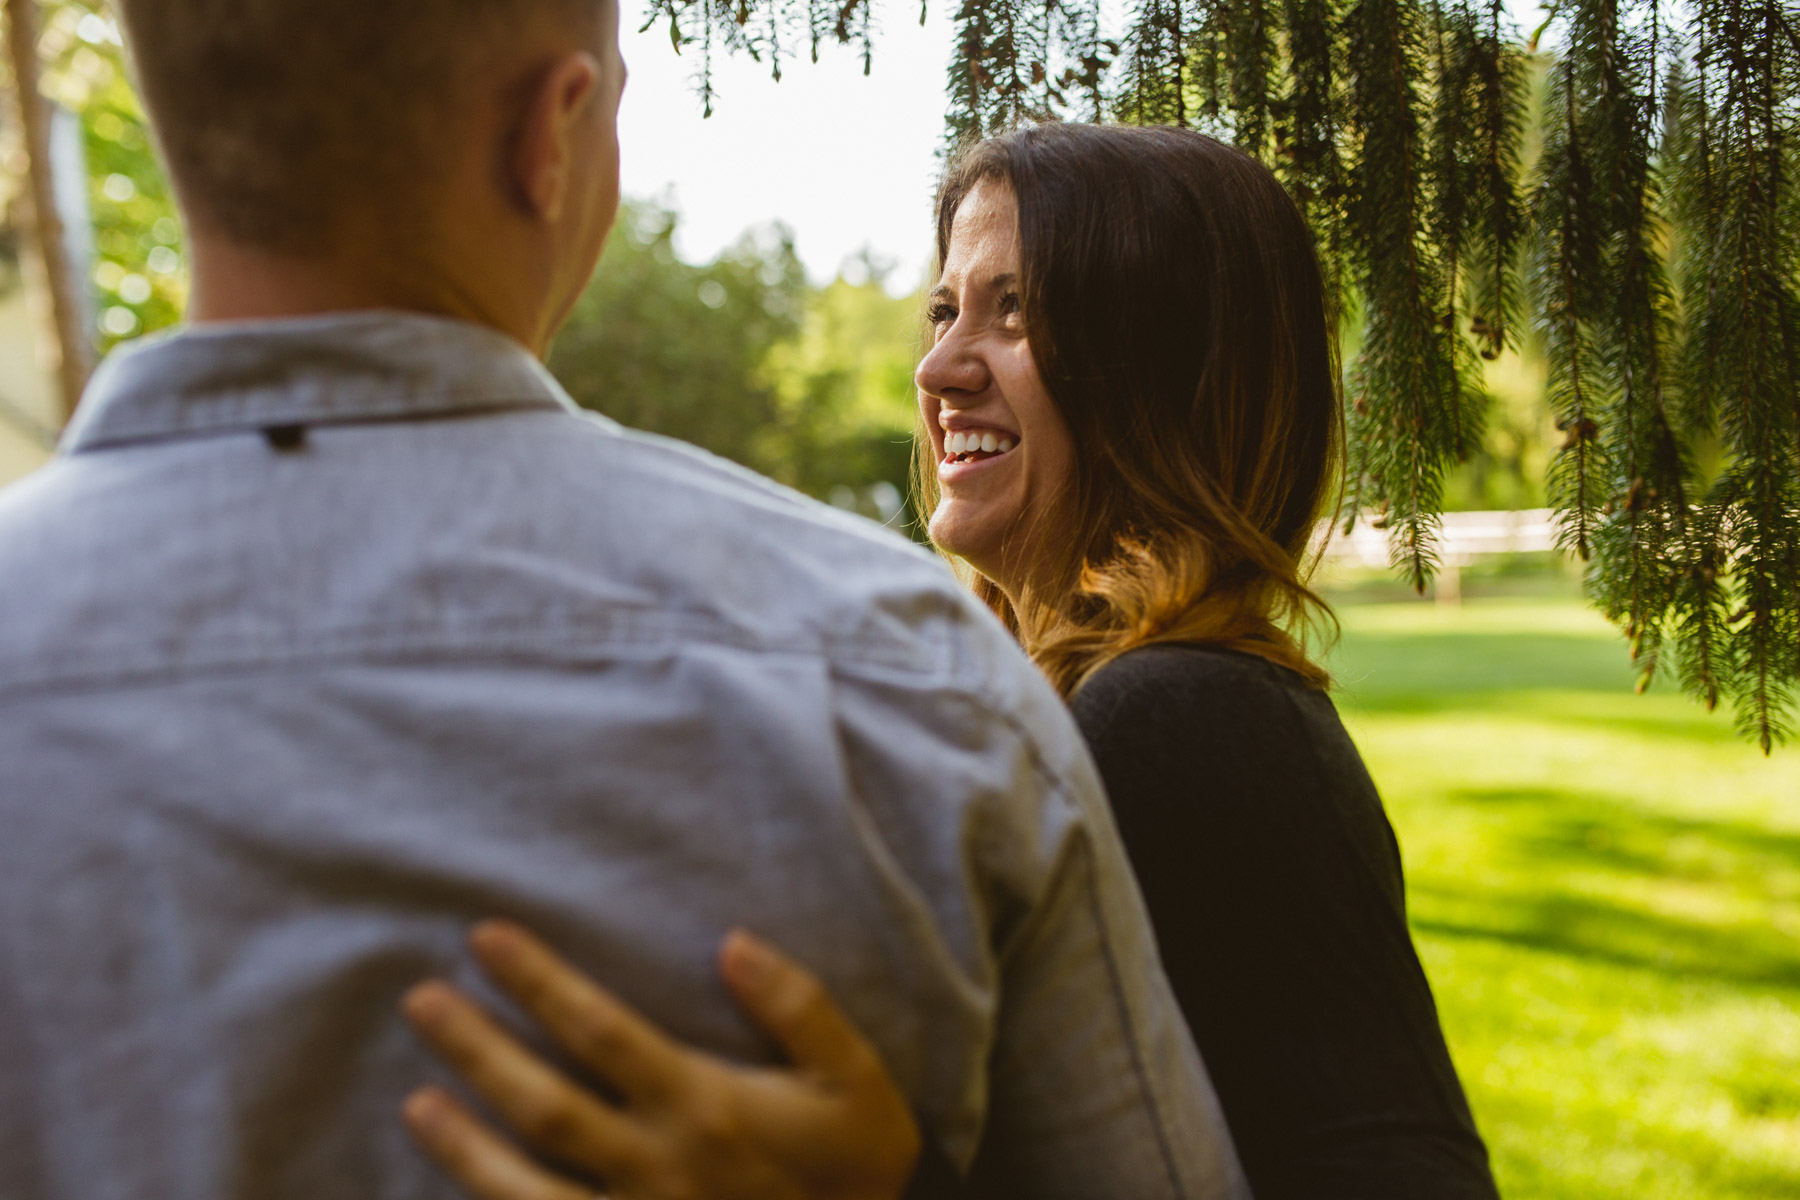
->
[943, 429, 1018, 459]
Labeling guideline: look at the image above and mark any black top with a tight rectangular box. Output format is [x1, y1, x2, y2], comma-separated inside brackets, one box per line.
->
[1068, 644, 1499, 1199]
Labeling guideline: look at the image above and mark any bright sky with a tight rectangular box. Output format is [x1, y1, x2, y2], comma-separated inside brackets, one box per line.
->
[616, 0, 955, 291]
[616, 0, 1556, 289]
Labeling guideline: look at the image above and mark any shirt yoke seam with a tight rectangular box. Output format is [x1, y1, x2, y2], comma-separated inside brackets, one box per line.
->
[0, 617, 967, 708]
[1077, 835, 1189, 1198]
[972, 684, 1189, 1198]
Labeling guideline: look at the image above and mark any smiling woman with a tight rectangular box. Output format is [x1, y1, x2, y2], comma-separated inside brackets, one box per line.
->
[914, 126, 1342, 696]
[903, 123, 1502, 1198]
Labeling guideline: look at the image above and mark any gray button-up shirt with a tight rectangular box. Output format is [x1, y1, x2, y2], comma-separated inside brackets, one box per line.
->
[0, 312, 1247, 1200]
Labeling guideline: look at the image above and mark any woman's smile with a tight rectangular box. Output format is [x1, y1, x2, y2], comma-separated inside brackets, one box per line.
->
[937, 420, 1020, 480]
[915, 179, 1076, 592]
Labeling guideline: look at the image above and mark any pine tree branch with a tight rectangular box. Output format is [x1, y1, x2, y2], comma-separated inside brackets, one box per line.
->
[636, 0, 1800, 751]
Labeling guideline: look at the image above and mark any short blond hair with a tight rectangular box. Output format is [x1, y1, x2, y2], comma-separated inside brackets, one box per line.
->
[118, 0, 603, 251]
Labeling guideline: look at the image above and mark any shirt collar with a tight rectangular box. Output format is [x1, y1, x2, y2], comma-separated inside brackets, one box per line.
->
[61, 310, 577, 453]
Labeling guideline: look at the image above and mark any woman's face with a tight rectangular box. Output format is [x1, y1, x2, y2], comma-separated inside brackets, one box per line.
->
[916, 181, 1077, 598]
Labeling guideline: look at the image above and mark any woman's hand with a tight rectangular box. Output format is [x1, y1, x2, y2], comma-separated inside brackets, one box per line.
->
[400, 921, 922, 1200]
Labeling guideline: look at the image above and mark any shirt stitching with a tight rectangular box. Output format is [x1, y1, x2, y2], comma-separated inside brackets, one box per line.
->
[971, 688, 1192, 1198]
[0, 615, 958, 705]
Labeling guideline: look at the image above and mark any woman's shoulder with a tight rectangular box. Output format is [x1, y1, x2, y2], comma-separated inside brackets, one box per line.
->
[1070, 642, 1395, 869]
[1070, 642, 1329, 752]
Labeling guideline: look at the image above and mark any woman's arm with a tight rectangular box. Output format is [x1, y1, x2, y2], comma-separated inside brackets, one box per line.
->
[1071, 645, 1500, 1200]
[401, 921, 923, 1200]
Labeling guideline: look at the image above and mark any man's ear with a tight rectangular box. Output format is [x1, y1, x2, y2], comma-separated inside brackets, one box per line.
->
[511, 53, 603, 223]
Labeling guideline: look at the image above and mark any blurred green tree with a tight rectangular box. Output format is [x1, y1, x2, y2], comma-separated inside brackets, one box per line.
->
[754, 255, 923, 528]
[550, 203, 805, 471]
[548, 204, 923, 526]
[25, 0, 185, 349]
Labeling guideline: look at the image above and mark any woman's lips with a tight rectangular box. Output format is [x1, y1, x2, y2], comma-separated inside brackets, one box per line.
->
[938, 427, 1020, 482]
[938, 440, 1018, 482]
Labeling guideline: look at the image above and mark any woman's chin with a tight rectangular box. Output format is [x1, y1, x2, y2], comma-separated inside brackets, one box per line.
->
[928, 510, 1006, 580]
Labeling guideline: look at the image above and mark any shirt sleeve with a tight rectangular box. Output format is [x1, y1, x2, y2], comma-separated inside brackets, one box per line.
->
[830, 647, 1251, 1200]
[1071, 646, 1501, 1200]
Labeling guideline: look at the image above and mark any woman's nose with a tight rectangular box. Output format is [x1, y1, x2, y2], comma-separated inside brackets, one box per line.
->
[914, 327, 990, 402]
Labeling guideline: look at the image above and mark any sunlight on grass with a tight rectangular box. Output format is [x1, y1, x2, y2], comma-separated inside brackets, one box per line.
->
[1326, 591, 1800, 1199]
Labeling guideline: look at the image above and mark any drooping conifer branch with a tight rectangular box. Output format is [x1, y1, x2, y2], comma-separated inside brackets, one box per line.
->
[1463, 0, 1525, 356]
[1060, 0, 1113, 120]
[644, 0, 1800, 748]
[947, 0, 994, 140]
[1663, 48, 1736, 713]
[1580, 0, 1689, 692]
[1535, 50, 1605, 562]
[995, 0, 1031, 126]
[1426, 0, 1492, 464]
[1119, 0, 1189, 125]
[1346, 0, 1456, 589]
[1691, 0, 1800, 750]
[1279, 0, 1348, 310]
[1226, 0, 1276, 153]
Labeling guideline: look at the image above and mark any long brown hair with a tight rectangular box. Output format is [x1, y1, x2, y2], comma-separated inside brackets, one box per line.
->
[916, 123, 1344, 696]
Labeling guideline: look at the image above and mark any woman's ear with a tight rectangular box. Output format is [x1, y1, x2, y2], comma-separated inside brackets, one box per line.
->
[510, 52, 603, 223]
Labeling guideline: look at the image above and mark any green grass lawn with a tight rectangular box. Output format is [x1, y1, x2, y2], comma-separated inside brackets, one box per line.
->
[1324, 585, 1800, 1198]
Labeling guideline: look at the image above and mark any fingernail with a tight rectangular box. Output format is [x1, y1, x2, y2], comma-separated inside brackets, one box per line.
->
[723, 929, 775, 988]
[401, 982, 451, 1027]
[402, 1088, 448, 1133]
[469, 920, 522, 965]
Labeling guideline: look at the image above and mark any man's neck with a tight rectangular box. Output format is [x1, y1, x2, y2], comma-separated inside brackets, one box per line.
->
[186, 234, 544, 354]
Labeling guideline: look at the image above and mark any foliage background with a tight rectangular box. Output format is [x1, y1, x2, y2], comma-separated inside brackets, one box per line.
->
[0, 1, 928, 528]
[4, 1, 1573, 530]
[645, 0, 1800, 753]
[3, 2, 1797, 1193]
[10, 2, 1800, 749]
[548, 205, 923, 527]
[1322, 572, 1800, 1198]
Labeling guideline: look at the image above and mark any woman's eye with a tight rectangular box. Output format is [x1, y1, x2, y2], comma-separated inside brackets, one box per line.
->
[927, 304, 957, 325]
[1000, 293, 1022, 317]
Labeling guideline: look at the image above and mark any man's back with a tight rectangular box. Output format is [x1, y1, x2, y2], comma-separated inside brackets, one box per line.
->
[0, 314, 1244, 1200]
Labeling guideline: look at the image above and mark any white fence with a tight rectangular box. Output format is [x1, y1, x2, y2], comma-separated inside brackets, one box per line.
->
[1320, 508, 1561, 569]
[1317, 509, 1564, 601]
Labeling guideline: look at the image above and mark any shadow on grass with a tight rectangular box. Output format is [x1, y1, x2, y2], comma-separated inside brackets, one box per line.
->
[1331, 631, 1635, 698]
[1413, 895, 1800, 992]
[1349, 694, 1747, 745]
[1329, 629, 1751, 744]
[1409, 788, 1800, 993]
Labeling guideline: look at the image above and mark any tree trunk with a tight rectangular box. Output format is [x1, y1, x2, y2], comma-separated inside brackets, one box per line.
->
[5, 0, 91, 421]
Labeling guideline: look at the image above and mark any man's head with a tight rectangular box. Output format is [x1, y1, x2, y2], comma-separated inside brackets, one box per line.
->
[117, 0, 626, 351]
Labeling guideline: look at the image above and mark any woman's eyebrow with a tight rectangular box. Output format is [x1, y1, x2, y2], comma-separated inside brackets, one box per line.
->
[930, 273, 1017, 304]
